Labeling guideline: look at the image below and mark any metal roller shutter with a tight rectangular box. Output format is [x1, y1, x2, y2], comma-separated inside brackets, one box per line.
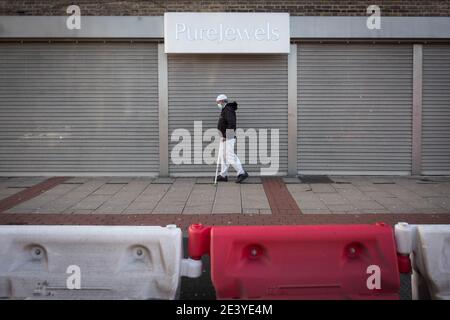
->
[168, 54, 288, 176]
[0, 42, 159, 176]
[422, 45, 450, 175]
[297, 44, 413, 175]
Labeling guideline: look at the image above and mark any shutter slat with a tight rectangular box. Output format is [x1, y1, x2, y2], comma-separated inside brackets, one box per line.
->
[297, 44, 413, 174]
[168, 54, 288, 175]
[0, 43, 159, 175]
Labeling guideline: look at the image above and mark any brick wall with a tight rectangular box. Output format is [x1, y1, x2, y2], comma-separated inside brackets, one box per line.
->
[0, 0, 449, 16]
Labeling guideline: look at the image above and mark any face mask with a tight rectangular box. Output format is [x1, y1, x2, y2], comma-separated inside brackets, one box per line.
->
[217, 103, 223, 110]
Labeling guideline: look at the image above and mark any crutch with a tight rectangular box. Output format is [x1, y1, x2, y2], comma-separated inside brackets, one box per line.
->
[214, 145, 221, 184]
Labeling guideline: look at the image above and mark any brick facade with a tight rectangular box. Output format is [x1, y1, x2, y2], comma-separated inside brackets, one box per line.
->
[0, 0, 449, 16]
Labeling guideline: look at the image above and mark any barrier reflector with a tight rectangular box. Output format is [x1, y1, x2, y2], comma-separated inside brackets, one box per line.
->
[189, 223, 400, 300]
[395, 223, 450, 300]
[0, 224, 194, 299]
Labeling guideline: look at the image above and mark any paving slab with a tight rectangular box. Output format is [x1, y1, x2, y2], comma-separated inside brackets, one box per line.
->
[404, 183, 449, 197]
[63, 209, 94, 214]
[0, 177, 28, 187]
[285, 184, 312, 193]
[287, 197, 328, 211]
[336, 188, 373, 201]
[385, 205, 424, 214]
[69, 195, 111, 211]
[415, 207, 449, 214]
[3, 177, 47, 188]
[241, 176, 262, 184]
[359, 209, 390, 214]
[0, 194, 14, 201]
[318, 193, 350, 205]
[428, 176, 450, 182]
[357, 185, 382, 192]
[344, 177, 374, 186]
[286, 184, 328, 210]
[93, 180, 151, 214]
[5, 194, 60, 212]
[298, 200, 329, 210]
[243, 208, 259, 214]
[406, 198, 443, 210]
[183, 184, 216, 214]
[329, 176, 353, 184]
[153, 179, 196, 214]
[374, 197, 407, 206]
[241, 184, 270, 212]
[92, 184, 126, 195]
[326, 204, 359, 214]
[287, 190, 320, 201]
[106, 177, 135, 184]
[310, 184, 337, 193]
[424, 197, 450, 210]
[124, 184, 171, 214]
[212, 183, 241, 214]
[347, 199, 386, 211]
[45, 184, 79, 195]
[0, 187, 28, 196]
[6, 183, 79, 213]
[364, 191, 397, 199]
[0, 177, 70, 213]
[196, 177, 215, 185]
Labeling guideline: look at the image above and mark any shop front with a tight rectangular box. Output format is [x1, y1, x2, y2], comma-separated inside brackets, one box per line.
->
[0, 14, 449, 176]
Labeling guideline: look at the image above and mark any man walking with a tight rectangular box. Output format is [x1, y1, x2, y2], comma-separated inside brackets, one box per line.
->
[215, 94, 249, 183]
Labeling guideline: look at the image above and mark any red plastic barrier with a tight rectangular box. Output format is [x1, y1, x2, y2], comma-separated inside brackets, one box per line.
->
[188, 223, 400, 300]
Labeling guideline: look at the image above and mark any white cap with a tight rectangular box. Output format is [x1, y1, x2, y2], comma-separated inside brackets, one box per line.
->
[216, 94, 228, 102]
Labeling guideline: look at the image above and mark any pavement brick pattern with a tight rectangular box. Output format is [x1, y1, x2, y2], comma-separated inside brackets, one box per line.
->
[1, 176, 272, 215]
[262, 177, 301, 215]
[0, 177, 68, 212]
[288, 176, 450, 215]
[0, 175, 449, 229]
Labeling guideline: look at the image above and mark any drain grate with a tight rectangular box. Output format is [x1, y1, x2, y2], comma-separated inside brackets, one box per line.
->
[417, 179, 437, 184]
[298, 175, 334, 184]
[105, 182, 128, 185]
[372, 182, 396, 185]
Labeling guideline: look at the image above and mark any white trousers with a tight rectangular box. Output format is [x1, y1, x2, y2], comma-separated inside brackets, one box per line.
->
[219, 138, 245, 177]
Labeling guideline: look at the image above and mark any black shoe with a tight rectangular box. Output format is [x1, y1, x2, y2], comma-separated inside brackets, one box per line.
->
[236, 171, 249, 183]
[216, 175, 228, 182]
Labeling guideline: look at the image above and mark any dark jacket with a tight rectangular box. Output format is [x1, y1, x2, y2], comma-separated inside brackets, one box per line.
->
[217, 102, 238, 138]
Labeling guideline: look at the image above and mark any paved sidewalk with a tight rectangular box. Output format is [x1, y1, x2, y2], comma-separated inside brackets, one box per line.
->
[287, 175, 450, 214]
[0, 176, 48, 201]
[2, 176, 271, 215]
[1, 175, 449, 216]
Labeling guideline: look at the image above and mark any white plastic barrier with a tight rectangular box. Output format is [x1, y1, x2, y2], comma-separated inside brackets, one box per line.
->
[395, 222, 450, 300]
[0, 225, 201, 300]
